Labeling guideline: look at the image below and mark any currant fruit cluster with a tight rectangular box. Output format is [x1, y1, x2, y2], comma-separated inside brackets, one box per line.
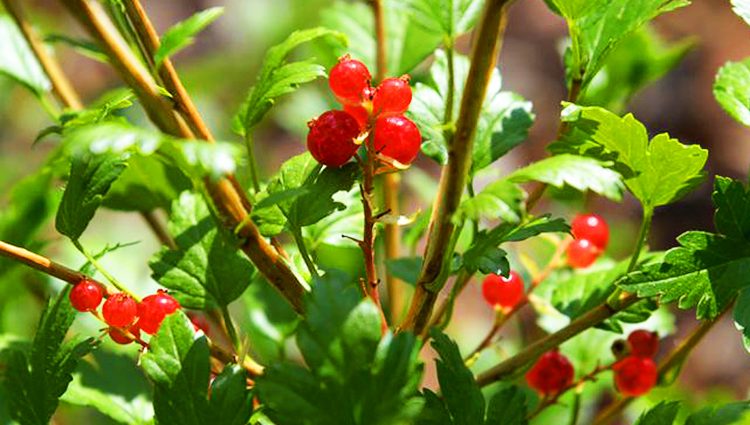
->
[525, 349, 574, 396]
[307, 55, 422, 168]
[69, 279, 180, 345]
[613, 329, 659, 396]
[567, 213, 609, 268]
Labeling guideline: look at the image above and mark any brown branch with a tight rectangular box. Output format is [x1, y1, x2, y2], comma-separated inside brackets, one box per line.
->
[141, 210, 177, 249]
[59, 0, 306, 313]
[591, 304, 733, 425]
[400, 0, 514, 334]
[476, 294, 638, 387]
[428, 269, 474, 330]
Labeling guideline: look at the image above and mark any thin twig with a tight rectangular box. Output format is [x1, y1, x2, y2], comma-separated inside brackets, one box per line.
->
[400, 0, 515, 335]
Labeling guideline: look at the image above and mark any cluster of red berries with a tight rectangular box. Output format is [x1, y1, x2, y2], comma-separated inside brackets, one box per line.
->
[69, 279, 180, 345]
[481, 270, 524, 312]
[307, 55, 422, 168]
[567, 213, 609, 268]
[613, 330, 659, 396]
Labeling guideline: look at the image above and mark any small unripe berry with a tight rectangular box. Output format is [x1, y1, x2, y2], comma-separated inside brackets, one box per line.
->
[109, 324, 140, 345]
[372, 76, 412, 116]
[373, 115, 421, 166]
[566, 238, 600, 268]
[481, 271, 524, 310]
[102, 293, 138, 328]
[613, 356, 657, 396]
[69, 279, 103, 312]
[571, 213, 609, 250]
[329, 55, 371, 105]
[137, 290, 180, 335]
[627, 330, 659, 358]
[525, 349, 574, 396]
[307, 110, 361, 167]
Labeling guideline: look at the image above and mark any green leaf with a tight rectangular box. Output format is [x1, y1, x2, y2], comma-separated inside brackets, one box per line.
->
[685, 402, 750, 425]
[430, 331, 484, 425]
[557, 104, 707, 208]
[233, 28, 346, 137]
[241, 279, 299, 362]
[55, 153, 127, 240]
[712, 176, 750, 242]
[62, 373, 153, 425]
[386, 257, 423, 286]
[714, 59, 750, 127]
[733, 287, 750, 352]
[634, 401, 680, 424]
[3, 288, 96, 425]
[410, 50, 534, 171]
[484, 386, 528, 425]
[550, 0, 689, 92]
[551, 258, 630, 320]
[0, 15, 51, 96]
[507, 154, 624, 201]
[732, 0, 750, 27]
[319, 0, 441, 76]
[149, 191, 256, 309]
[208, 365, 255, 425]
[457, 180, 525, 224]
[580, 25, 692, 112]
[44, 34, 107, 63]
[154, 7, 224, 68]
[407, 0, 483, 40]
[103, 155, 192, 212]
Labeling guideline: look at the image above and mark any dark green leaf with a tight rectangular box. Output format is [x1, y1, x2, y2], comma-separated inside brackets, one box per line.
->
[3, 288, 96, 425]
[241, 278, 299, 362]
[484, 386, 528, 425]
[149, 191, 256, 309]
[457, 180, 525, 224]
[55, 153, 127, 240]
[713, 176, 750, 242]
[552, 259, 629, 320]
[416, 390, 453, 425]
[103, 155, 192, 211]
[430, 331, 484, 425]
[154, 7, 224, 68]
[714, 59, 750, 127]
[233, 28, 346, 136]
[507, 154, 624, 201]
[685, 401, 750, 425]
[634, 401, 680, 425]
[407, 0, 482, 39]
[386, 257, 423, 286]
[733, 287, 750, 352]
[208, 365, 255, 425]
[0, 15, 50, 95]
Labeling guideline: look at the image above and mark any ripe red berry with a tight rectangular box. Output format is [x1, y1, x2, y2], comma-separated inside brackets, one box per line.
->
[571, 213, 609, 250]
[69, 279, 103, 312]
[188, 312, 211, 335]
[328, 55, 371, 105]
[525, 349, 574, 396]
[102, 293, 138, 328]
[307, 110, 361, 167]
[373, 115, 422, 166]
[137, 290, 180, 335]
[481, 271, 524, 310]
[372, 75, 412, 116]
[613, 356, 657, 396]
[344, 104, 369, 129]
[627, 330, 659, 358]
[566, 238, 600, 268]
[109, 324, 140, 345]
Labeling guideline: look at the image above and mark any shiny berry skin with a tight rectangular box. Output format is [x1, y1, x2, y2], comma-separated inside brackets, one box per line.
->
[328, 56, 371, 105]
[102, 293, 138, 328]
[525, 350, 575, 396]
[481, 271, 524, 310]
[344, 104, 369, 129]
[109, 325, 140, 345]
[137, 290, 180, 335]
[628, 330, 659, 358]
[566, 238, 600, 268]
[613, 356, 657, 396]
[373, 115, 422, 166]
[307, 110, 361, 167]
[571, 213, 609, 250]
[372, 76, 412, 116]
[69, 279, 103, 312]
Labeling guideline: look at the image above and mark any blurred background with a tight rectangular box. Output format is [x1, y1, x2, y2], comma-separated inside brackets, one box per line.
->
[2, 0, 750, 423]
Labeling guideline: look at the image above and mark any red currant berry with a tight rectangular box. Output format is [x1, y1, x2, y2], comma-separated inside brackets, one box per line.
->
[344, 104, 369, 130]
[102, 293, 138, 328]
[69, 279, 104, 312]
[525, 349, 574, 396]
[372, 75, 412, 116]
[373, 115, 422, 166]
[571, 213, 609, 250]
[627, 330, 659, 358]
[566, 239, 600, 268]
[188, 312, 211, 335]
[329, 55, 371, 105]
[481, 271, 524, 310]
[613, 356, 657, 396]
[307, 110, 361, 167]
[137, 290, 181, 335]
[109, 324, 140, 345]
